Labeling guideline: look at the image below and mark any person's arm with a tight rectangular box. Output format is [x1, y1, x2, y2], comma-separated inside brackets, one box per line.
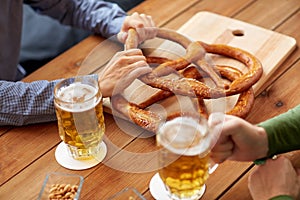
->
[209, 105, 300, 163]
[1, 48, 152, 126]
[258, 105, 300, 157]
[25, 0, 127, 38]
[0, 80, 60, 126]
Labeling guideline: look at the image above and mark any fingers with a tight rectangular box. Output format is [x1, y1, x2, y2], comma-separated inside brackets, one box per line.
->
[110, 49, 146, 66]
[118, 12, 157, 44]
[210, 135, 234, 163]
[127, 63, 152, 78]
[112, 62, 152, 95]
[208, 113, 231, 146]
[100, 49, 144, 76]
[130, 12, 154, 29]
[121, 48, 144, 56]
[114, 54, 147, 68]
[134, 13, 156, 42]
[209, 113, 245, 163]
[210, 151, 233, 164]
[212, 140, 234, 152]
[123, 12, 155, 30]
[109, 49, 152, 94]
[99, 48, 152, 97]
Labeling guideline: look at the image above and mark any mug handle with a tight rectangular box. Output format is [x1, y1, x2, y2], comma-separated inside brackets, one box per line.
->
[209, 159, 219, 174]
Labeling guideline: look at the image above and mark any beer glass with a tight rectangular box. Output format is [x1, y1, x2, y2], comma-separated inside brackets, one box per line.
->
[157, 116, 214, 200]
[54, 75, 106, 164]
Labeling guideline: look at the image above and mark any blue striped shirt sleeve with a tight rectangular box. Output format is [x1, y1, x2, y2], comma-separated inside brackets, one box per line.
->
[0, 80, 60, 126]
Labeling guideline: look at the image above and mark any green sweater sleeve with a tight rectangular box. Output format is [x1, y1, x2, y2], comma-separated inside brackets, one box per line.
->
[258, 105, 300, 157]
[269, 195, 294, 200]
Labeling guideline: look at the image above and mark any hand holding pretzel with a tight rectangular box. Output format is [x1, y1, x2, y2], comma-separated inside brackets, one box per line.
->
[111, 27, 263, 132]
[117, 12, 158, 46]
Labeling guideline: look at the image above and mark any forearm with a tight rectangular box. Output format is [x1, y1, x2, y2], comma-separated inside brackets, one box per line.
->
[258, 105, 300, 157]
[26, 0, 127, 38]
[0, 80, 60, 126]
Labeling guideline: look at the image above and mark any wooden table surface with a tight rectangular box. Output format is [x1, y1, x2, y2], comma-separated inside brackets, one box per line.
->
[1, 0, 300, 199]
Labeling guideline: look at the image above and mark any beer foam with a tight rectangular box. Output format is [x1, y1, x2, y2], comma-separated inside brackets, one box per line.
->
[56, 82, 100, 112]
[157, 117, 210, 156]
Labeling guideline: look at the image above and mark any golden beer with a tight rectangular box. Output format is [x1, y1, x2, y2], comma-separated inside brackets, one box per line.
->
[157, 117, 210, 200]
[54, 77, 105, 160]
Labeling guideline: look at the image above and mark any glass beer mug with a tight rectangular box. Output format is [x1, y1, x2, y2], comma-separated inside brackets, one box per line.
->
[157, 116, 217, 200]
[54, 75, 106, 165]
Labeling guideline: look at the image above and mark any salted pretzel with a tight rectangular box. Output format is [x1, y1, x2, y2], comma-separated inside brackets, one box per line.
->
[111, 28, 262, 132]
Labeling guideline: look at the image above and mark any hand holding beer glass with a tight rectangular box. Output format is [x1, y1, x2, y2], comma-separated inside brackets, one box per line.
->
[54, 75, 107, 170]
[152, 116, 218, 200]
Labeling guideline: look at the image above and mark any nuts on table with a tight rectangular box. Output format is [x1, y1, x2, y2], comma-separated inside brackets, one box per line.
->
[48, 183, 78, 200]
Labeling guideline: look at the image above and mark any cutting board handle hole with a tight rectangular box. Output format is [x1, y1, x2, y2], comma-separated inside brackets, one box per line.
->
[232, 29, 244, 37]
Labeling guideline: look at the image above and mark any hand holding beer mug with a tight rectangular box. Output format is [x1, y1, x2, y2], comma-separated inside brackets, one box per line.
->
[54, 75, 107, 170]
[150, 116, 219, 200]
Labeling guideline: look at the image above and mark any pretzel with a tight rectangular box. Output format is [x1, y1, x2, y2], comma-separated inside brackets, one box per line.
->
[111, 28, 262, 132]
[111, 63, 254, 132]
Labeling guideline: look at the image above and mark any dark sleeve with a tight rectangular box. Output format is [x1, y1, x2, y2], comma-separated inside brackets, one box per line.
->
[258, 105, 300, 157]
[25, 0, 127, 38]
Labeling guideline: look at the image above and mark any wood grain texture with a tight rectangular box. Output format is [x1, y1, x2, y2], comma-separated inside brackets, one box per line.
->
[235, 0, 300, 30]
[1, 0, 299, 200]
[0, 122, 58, 186]
[128, 0, 199, 27]
[260, 10, 300, 91]
[164, 0, 256, 30]
[0, 127, 10, 136]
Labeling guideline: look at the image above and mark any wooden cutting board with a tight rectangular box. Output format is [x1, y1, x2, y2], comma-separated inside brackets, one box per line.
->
[175, 11, 296, 93]
[103, 11, 297, 117]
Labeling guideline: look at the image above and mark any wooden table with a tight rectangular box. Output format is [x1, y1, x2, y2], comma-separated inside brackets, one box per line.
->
[1, 0, 300, 199]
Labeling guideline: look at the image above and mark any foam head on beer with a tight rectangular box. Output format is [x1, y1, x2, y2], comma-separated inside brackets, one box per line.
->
[56, 82, 100, 111]
[157, 116, 210, 156]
